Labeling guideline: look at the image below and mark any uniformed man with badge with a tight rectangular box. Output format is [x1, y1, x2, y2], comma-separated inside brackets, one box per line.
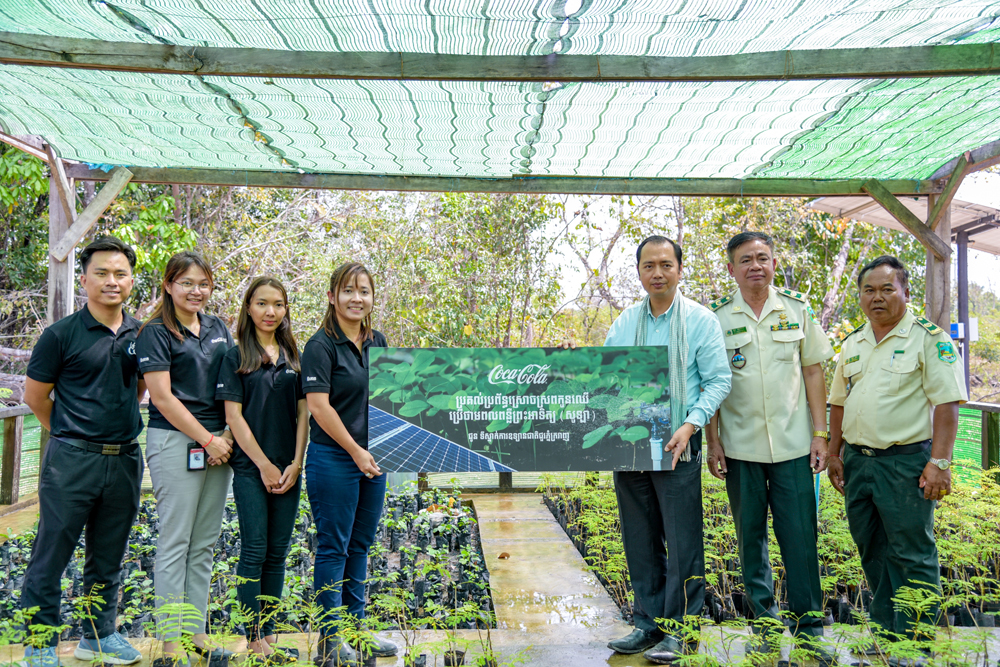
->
[828, 256, 966, 650]
[705, 232, 836, 664]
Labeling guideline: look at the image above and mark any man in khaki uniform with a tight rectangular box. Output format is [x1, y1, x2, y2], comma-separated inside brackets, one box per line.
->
[706, 232, 835, 662]
[828, 256, 966, 650]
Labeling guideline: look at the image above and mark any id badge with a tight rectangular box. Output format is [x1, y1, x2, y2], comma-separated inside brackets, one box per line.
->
[188, 445, 206, 471]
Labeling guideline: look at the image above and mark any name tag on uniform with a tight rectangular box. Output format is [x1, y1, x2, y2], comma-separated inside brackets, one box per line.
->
[726, 327, 747, 336]
[846, 355, 860, 364]
[188, 445, 206, 471]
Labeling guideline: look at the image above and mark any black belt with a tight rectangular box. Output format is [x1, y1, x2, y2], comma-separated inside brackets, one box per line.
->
[55, 437, 140, 456]
[847, 439, 931, 457]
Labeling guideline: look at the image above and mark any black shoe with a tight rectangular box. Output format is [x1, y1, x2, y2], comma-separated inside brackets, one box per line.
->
[365, 636, 396, 658]
[272, 648, 299, 661]
[313, 639, 357, 667]
[192, 645, 236, 664]
[607, 629, 664, 654]
[796, 635, 838, 667]
[643, 635, 686, 665]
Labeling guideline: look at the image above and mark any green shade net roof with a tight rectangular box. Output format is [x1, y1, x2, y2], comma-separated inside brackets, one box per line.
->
[1, 0, 1000, 184]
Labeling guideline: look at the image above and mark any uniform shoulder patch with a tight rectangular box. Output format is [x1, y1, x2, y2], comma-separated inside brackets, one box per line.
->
[914, 316, 944, 336]
[843, 322, 866, 340]
[709, 295, 733, 311]
[777, 288, 807, 303]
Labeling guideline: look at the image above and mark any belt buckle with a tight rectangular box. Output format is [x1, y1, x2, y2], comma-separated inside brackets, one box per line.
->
[862, 447, 875, 457]
[101, 444, 121, 456]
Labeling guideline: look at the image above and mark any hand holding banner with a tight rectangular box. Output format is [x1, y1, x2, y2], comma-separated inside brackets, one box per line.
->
[367, 346, 672, 472]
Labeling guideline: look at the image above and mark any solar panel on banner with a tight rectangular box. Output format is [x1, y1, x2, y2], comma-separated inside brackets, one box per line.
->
[368, 406, 515, 473]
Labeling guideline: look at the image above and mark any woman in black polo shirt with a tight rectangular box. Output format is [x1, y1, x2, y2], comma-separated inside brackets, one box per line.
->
[301, 262, 396, 665]
[215, 277, 306, 662]
[136, 251, 234, 663]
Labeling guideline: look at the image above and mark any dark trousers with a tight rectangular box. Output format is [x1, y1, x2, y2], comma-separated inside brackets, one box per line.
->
[614, 433, 704, 634]
[725, 455, 823, 637]
[305, 442, 386, 637]
[233, 473, 302, 642]
[843, 444, 940, 640]
[21, 438, 142, 646]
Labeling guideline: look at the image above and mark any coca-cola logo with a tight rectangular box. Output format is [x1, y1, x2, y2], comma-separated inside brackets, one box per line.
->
[487, 363, 550, 386]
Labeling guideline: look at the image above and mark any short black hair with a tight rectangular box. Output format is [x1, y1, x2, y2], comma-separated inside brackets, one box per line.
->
[79, 236, 137, 273]
[727, 231, 774, 262]
[636, 235, 682, 266]
[857, 255, 910, 292]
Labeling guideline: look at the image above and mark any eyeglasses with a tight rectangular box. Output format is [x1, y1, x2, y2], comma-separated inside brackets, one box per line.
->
[173, 281, 213, 293]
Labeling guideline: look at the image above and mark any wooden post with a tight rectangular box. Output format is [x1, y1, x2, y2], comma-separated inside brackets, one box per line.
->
[924, 198, 952, 329]
[982, 409, 999, 474]
[1, 415, 22, 504]
[417, 472, 428, 492]
[38, 426, 49, 469]
[957, 230, 971, 395]
[499, 472, 513, 491]
[48, 169, 75, 324]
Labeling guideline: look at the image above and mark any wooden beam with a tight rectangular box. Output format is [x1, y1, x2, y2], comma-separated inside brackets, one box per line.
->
[45, 145, 76, 226]
[834, 199, 880, 220]
[63, 164, 944, 197]
[862, 179, 952, 260]
[49, 166, 133, 262]
[1, 415, 22, 505]
[2, 33, 1000, 82]
[931, 139, 1000, 179]
[48, 171, 74, 324]
[0, 131, 47, 161]
[927, 153, 969, 231]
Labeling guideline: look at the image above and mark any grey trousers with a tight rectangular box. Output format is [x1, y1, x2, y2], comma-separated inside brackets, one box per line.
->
[146, 427, 233, 639]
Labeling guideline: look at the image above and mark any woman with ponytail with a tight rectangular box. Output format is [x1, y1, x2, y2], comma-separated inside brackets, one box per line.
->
[136, 251, 234, 664]
[300, 262, 396, 665]
[215, 277, 306, 661]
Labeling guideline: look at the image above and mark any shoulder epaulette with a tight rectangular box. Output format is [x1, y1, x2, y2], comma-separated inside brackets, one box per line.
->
[843, 322, 866, 340]
[709, 295, 733, 311]
[777, 288, 807, 303]
[914, 316, 945, 336]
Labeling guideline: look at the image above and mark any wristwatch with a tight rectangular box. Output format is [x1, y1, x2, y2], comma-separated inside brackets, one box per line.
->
[929, 457, 951, 471]
[813, 430, 830, 440]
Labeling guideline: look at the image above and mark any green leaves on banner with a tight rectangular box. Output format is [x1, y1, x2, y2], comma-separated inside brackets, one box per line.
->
[617, 425, 650, 443]
[399, 400, 429, 417]
[582, 425, 613, 449]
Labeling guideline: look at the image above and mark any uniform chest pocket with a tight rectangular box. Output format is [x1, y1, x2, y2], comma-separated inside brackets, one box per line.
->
[770, 328, 804, 362]
[724, 331, 752, 350]
[878, 357, 918, 395]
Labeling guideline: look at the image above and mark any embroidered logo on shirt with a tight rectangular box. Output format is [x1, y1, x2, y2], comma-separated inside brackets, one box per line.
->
[127, 342, 136, 356]
[139, 356, 149, 363]
[285, 369, 297, 374]
[937, 342, 957, 364]
[210, 337, 227, 344]
[306, 376, 317, 381]
[217, 383, 224, 388]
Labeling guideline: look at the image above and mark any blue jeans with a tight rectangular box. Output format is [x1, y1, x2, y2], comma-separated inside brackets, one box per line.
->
[232, 473, 301, 642]
[305, 442, 386, 637]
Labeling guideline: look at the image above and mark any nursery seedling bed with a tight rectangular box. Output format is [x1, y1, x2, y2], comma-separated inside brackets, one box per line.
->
[0, 486, 495, 643]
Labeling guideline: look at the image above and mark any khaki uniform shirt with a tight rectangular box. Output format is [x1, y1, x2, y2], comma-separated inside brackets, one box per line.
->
[829, 310, 968, 449]
[711, 286, 834, 463]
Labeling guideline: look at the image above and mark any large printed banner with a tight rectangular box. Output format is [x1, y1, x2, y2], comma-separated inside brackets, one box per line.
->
[367, 346, 672, 472]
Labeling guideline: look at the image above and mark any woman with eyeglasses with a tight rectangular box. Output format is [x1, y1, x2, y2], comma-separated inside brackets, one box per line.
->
[136, 251, 235, 665]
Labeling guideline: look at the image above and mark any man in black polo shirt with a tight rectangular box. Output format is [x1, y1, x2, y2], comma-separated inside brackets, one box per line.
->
[22, 237, 146, 667]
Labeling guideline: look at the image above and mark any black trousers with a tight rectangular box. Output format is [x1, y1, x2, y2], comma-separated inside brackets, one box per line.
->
[725, 455, 824, 637]
[232, 473, 301, 642]
[614, 432, 704, 634]
[843, 444, 939, 640]
[21, 438, 143, 645]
